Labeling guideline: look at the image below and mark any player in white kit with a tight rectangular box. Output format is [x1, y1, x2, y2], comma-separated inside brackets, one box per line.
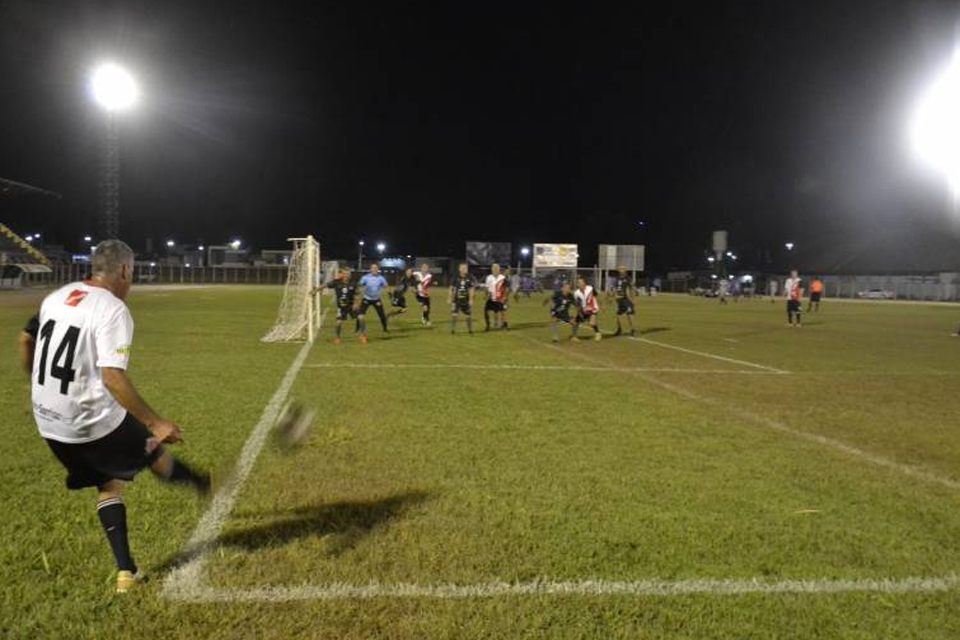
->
[19, 240, 209, 594]
[575, 276, 603, 341]
[484, 263, 509, 331]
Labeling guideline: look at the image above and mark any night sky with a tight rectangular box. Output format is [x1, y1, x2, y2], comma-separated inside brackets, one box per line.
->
[1, 1, 959, 271]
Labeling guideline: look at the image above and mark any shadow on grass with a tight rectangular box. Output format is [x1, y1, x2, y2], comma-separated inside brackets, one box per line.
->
[639, 326, 671, 335]
[151, 491, 430, 574]
[216, 491, 430, 554]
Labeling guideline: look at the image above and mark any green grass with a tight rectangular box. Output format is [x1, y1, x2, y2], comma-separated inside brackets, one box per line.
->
[3, 286, 960, 638]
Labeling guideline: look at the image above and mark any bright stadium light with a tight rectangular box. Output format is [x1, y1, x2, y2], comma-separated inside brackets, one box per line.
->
[910, 50, 960, 196]
[89, 63, 139, 112]
[376, 242, 386, 253]
[521, 246, 530, 257]
[83, 235, 92, 242]
[359, 240, 365, 246]
[785, 242, 795, 251]
[198, 244, 205, 251]
[230, 239, 242, 250]
[25, 235, 34, 242]
[166, 240, 175, 247]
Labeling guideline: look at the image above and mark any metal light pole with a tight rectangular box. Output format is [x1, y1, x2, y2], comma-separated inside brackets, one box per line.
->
[89, 63, 139, 239]
[357, 240, 365, 271]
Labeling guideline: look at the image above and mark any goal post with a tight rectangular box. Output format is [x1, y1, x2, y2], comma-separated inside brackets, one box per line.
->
[261, 235, 322, 343]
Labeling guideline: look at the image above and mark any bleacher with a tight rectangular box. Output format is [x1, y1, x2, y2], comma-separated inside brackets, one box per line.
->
[0, 221, 52, 288]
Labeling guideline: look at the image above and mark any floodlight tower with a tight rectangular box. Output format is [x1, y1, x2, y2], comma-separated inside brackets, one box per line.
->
[89, 63, 139, 239]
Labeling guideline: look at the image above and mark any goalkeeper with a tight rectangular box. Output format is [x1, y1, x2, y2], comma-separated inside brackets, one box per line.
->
[316, 268, 359, 345]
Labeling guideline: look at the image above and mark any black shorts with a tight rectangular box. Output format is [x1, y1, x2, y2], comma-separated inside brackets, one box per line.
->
[616, 298, 635, 316]
[577, 310, 597, 323]
[452, 301, 471, 315]
[485, 299, 504, 313]
[336, 306, 355, 321]
[391, 294, 407, 308]
[358, 299, 383, 315]
[810, 292, 821, 302]
[416, 295, 431, 308]
[552, 311, 573, 324]
[45, 414, 162, 490]
[787, 299, 801, 313]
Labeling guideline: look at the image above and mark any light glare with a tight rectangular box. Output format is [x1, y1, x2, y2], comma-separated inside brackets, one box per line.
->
[911, 52, 960, 195]
[90, 63, 139, 112]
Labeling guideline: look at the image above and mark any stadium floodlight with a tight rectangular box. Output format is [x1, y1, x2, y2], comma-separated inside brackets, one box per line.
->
[707, 256, 715, 263]
[25, 235, 33, 242]
[198, 244, 205, 251]
[185, 263, 191, 268]
[166, 240, 175, 247]
[376, 242, 386, 253]
[230, 239, 242, 250]
[34, 233, 41, 238]
[910, 49, 960, 196]
[83, 235, 92, 242]
[785, 242, 795, 251]
[359, 240, 365, 246]
[89, 63, 139, 112]
[521, 246, 530, 257]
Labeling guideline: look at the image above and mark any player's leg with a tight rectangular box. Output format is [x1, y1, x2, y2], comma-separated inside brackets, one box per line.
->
[591, 313, 601, 340]
[550, 316, 560, 342]
[423, 298, 431, 326]
[614, 306, 623, 336]
[484, 300, 492, 331]
[357, 302, 369, 339]
[375, 301, 389, 332]
[466, 307, 473, 334]
[149, 446, 209, 492]
[501, 304, 509, 330]
[450, 307, 458, 334]
[96, 479, 138, 579]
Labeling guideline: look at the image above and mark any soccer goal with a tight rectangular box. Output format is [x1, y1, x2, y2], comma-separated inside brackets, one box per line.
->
[261, 235, 322, 343]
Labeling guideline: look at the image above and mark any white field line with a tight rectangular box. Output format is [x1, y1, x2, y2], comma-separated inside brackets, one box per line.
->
[304, 362, 782, 375]
[162, 332, 319, 599]
[629, 336, 789, 374]
[536, 339, 960, 492]
[166, 575, 960, 602]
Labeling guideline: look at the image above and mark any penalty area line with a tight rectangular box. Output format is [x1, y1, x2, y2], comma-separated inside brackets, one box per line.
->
[629, 336, 789, 374]
[166, 574, 960, 602]
[304, 362, 783, 375]
[163, 317, 323, 600]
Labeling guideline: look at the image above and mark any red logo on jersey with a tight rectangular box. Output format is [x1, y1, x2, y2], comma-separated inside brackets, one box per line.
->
[65, 290, 89, 307]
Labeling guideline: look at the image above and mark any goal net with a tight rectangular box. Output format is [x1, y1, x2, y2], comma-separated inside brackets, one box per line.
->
[261, 235, 322, 343]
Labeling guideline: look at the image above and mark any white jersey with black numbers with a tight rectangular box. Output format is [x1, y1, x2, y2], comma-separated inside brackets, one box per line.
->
[575, 285, 600, 314]
[31, 282, 134, 443]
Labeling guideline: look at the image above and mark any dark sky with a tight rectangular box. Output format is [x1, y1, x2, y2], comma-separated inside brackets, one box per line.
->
[1, 1, 959, 271]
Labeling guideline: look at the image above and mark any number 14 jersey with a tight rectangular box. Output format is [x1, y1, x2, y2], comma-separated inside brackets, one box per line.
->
[31, 282, 134, 443]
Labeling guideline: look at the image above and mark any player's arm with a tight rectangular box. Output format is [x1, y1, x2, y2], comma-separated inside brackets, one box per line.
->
[101, 367, 182, 443]
[19, 314, 39, 375]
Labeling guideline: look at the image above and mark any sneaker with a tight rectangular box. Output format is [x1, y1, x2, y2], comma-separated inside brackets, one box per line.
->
[359, 334, 368, 345]
[594, 332, 602, 342]
[116, 570, 145, 594]
[333, 337, 342, 345]
[613, 328, 622, 337]
[570, 336, 581, 342]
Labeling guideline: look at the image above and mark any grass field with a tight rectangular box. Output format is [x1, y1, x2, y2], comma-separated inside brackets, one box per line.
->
[3, 285, 960, 639]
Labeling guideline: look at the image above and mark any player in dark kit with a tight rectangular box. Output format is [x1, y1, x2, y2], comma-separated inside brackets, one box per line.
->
[389, 267, 416, 317]
[448, 263, 476, 335]
[319, 268, 358, 344]
[611, 265, 636, 337]
[548, 282, 580, 342]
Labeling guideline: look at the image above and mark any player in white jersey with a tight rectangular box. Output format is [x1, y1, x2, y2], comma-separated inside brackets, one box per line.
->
[575, 277, 603, 341]
[19, 240, 209, 594]
[484, 263, 509, 331]
[414, 262, 434, 326]
[784, 270, 803, 327]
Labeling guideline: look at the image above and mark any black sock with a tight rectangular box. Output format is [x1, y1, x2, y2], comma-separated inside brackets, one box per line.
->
[97, 497, 136, 572]
[335, 324, 342, 338]
[592, 325, 599, 333]
[164, 458, 210, 493]
[424, 309, 430, 322]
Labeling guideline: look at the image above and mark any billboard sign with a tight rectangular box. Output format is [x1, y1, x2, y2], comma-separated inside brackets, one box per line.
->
[533, 243, 578, 268]
[599, 244, 645, 272]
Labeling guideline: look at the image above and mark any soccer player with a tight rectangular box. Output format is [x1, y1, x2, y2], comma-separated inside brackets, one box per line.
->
[549, 282, 579, 342]
[448, 263, 475, 335]
[807, 276, 824, 312]
[611, 265, 637, 337]
[484, 263, 509, 331]
[19, 240, 209, 594]
[321, 268, 358, 344]
[575, 276, 602, 341]
[356, 263, 389, 343]
[785, 270, 803, 327]
[389, 267, 416, 317]
[414, 263, 434, 326]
